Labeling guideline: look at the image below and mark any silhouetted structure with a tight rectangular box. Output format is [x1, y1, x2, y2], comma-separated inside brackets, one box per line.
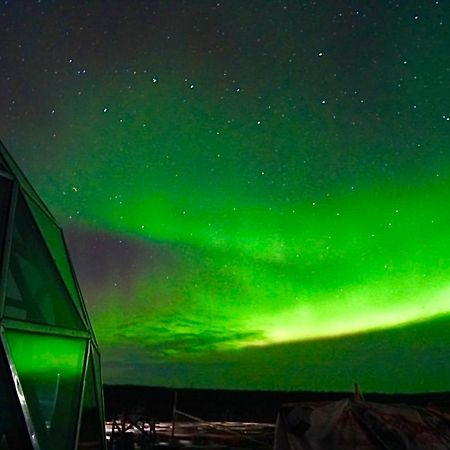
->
[0, 141, 106, 449]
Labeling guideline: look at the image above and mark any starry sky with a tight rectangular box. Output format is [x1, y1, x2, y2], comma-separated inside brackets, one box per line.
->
[1, 0, 450, 392]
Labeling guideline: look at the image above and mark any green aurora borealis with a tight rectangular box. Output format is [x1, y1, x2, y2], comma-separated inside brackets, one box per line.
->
[1, 1, 450, 391]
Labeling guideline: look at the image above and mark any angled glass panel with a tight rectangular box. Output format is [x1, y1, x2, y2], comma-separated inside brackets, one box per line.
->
[77, 353, 104, 450]
[4, 330, 87, 450]
[0, 341, 33, 450]
[4, 193, 85, 329]
[26, 195, 88, 329]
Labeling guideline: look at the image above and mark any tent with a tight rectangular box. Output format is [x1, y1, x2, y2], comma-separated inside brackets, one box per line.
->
[0, 141, 106, 449]
[274, 397, 450, 449]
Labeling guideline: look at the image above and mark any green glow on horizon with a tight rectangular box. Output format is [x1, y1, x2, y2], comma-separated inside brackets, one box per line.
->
[253, 283, 450, 346]
[75, 170, 450, 355]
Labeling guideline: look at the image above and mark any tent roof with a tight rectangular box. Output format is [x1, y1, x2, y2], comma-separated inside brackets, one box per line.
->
[275, 398, 450, 449]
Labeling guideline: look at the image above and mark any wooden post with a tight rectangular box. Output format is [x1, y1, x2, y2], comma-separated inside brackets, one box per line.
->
[353, 382, 364, 401]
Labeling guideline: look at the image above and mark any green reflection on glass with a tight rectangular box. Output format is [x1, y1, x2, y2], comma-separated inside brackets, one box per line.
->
[5, 330, 86, 450]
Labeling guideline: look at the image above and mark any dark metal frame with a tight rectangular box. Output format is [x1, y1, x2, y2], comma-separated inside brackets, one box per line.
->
[0, 178, 17, 318]
[74, 342, 91, 449]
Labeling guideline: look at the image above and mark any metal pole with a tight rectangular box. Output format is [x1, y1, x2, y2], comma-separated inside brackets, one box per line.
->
[171, 391, 178, 445]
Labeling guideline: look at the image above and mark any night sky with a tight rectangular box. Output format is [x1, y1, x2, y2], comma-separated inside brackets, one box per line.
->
[1, 0, 450, 392]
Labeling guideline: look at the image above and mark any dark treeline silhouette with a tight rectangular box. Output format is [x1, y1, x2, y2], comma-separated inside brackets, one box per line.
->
[104, 385, 450, 423]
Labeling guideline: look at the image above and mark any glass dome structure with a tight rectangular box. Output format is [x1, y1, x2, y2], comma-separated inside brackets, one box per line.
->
[0, 141, 106, 450]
